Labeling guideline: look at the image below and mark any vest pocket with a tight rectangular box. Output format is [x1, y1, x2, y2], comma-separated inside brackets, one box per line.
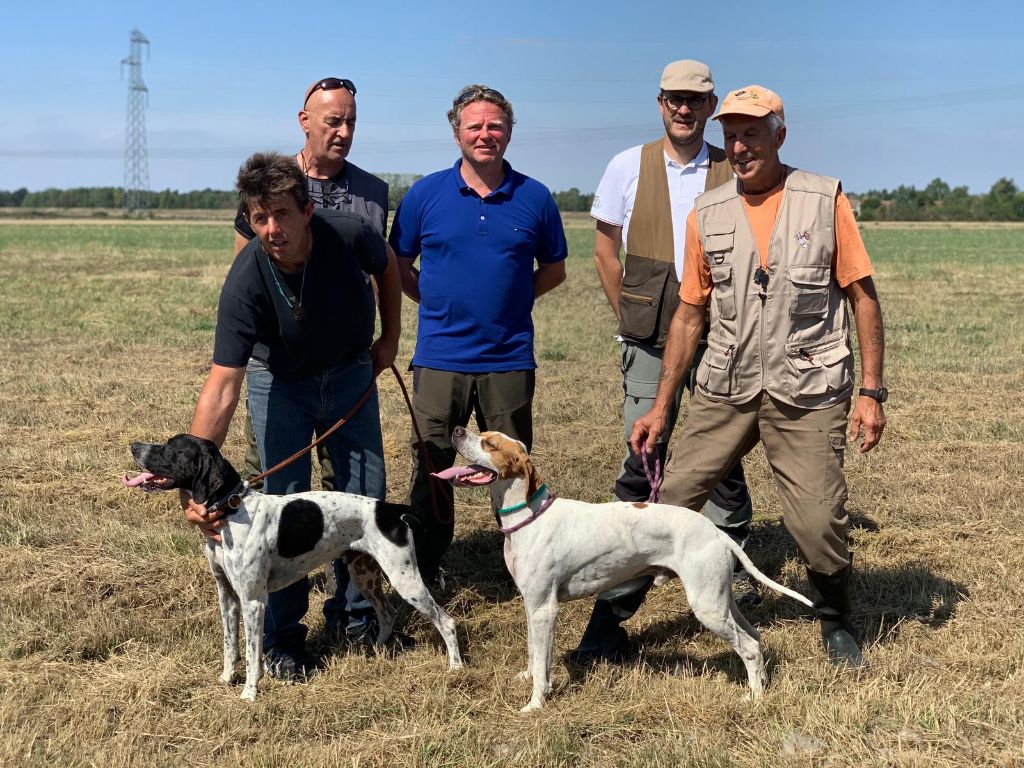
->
[697, 336, 735, 396]
[787, 265, 831, 319]
[618, 252, 672, 343]
[785, 332, 853, 400]
[703, 221, 735, 262]
[710, 264, 737, 320]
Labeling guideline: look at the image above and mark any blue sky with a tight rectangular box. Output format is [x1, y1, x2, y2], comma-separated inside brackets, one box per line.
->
[1, 0, 1021, 195]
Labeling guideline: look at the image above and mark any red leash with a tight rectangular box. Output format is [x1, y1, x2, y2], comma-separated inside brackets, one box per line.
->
[248, 364, 451, 525]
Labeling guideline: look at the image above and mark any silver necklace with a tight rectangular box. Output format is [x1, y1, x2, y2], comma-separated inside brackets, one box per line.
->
[260, 243, 310, 321]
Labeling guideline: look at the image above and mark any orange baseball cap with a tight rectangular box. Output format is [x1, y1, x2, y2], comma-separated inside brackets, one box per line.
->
[712, 85, 785, 122]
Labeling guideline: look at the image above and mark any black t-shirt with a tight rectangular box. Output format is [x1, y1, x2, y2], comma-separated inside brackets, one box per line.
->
[214, 210, 387, 378]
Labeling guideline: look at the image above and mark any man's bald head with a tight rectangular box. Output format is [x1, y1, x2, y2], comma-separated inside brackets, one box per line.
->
[298, 86, 357, 172]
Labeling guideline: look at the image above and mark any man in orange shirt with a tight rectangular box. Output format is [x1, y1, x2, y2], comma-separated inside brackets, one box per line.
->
[597, 85, 887, 667]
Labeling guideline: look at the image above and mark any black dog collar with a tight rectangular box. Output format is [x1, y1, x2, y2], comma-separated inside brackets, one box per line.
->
[203, 481, 250, 516]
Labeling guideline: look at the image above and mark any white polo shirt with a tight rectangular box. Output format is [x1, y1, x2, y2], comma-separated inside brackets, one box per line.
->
[590, 141, 711, 281]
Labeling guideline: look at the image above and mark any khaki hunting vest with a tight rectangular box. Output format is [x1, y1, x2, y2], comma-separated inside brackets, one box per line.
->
[693, 167, 854, 409]
[618, 139, 732, 347]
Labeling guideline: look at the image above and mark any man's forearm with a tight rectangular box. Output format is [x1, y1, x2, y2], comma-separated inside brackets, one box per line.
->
[376, 245, 403, 344]
[593, 221, 625, 321]
[847, 276, 885, 388]
[395, 256, 421, 303]
[534, 261, 566, 298]
[189, 365, 245, 447]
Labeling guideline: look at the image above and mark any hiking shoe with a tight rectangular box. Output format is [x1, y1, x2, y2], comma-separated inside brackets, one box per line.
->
[339, 617, 416, 651]
[567, 599, 630, 665]
[263, 647, 318, 682]
[566, 624, 629, 665]
[732, 569, 763, 608]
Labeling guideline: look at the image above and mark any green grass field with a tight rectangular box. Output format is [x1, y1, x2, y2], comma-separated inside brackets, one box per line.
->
[0, 215, 1022, 766]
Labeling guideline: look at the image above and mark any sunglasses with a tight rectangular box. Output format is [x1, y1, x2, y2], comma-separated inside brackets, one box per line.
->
[454, 86, 506, 106]
[660, 91, 710, 112]
[303, 77, 357, 106]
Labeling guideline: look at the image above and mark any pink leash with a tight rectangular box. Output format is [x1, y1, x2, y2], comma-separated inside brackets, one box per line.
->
[640, 440, 662, 503]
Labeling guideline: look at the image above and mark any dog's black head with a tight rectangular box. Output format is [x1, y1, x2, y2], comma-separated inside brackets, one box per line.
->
[125, 434, 241, 505]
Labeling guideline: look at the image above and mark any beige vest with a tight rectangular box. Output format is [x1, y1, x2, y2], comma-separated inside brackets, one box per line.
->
[693, 168, 854, 409]
[618, 139, 732, 347]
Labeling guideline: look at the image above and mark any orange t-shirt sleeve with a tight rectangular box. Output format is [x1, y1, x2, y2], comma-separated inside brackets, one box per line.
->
[834, 192, 873, 287]
[679, 208, 712, 305]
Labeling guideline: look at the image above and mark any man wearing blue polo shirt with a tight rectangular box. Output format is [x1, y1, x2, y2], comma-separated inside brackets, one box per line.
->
[390, 84, 568, 582]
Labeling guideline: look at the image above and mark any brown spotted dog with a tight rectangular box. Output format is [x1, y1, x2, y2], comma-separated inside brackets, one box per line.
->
[435, 426, 813, 712]
[124, 434, 463, 700]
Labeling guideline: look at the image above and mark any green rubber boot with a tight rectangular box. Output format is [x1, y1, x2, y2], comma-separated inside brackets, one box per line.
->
[807, 567, 867, 668]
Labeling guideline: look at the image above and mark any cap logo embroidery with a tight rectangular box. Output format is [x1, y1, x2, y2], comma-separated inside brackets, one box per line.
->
[796, 229, 813, 248]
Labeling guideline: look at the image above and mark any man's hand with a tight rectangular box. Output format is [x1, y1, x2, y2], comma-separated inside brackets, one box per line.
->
[849, 396, 886, 453]
[370, 336, 399, 378]
[630, 407, 669, 456]
[180, 489, 226, 542]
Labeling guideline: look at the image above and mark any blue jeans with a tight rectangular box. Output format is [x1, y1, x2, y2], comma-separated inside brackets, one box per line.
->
[246, 353, 385, 652]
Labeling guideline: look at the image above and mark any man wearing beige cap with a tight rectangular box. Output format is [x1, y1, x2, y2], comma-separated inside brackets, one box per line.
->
[576, 60, 754, 661]
[628, 84, 887, 667]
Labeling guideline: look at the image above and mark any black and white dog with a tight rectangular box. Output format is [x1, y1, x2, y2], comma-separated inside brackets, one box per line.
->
[124, 433, 463, 700]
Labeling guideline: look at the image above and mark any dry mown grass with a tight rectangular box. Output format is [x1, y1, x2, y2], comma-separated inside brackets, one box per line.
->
[1, 218, 1022, 766]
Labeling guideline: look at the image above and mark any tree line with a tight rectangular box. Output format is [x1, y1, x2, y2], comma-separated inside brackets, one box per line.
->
[2, 177, 1021, 220]
[856, 178, 1024, 222]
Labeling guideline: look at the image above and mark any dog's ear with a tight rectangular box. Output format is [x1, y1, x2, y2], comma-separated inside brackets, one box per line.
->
[501, 441, 543, 499]
[189, 439, 241, 505]
[521, 451, 543, 500]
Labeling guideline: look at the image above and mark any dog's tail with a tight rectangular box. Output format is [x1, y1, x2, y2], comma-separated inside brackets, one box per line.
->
[720, 535, 814, 608]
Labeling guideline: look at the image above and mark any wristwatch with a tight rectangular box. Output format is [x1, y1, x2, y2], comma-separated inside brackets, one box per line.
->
[859, 387, 888, 403]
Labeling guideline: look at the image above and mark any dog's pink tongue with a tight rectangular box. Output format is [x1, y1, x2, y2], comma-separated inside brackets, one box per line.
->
[431, 466, 478, 482]
[122, 472, 155, 488]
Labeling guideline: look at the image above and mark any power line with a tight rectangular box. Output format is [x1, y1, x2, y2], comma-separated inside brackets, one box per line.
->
[121, 28, 150, 211]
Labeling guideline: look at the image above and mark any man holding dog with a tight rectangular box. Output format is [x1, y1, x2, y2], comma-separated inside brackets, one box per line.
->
[389, 84, 568, 583]
[232, 78, 399, 649]
[183, 150, 399, 680]
[579, 60, 755, 661]
[611, 85, 887, 667]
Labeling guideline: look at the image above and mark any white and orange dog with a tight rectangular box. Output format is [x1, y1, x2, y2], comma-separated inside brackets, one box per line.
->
[434, 426, 813, 712]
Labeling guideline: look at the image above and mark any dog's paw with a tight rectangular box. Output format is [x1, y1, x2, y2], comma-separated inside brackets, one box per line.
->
[519, 698, 544, 714]
[219, 671, 236, 685]
[239, 687, 257, 702]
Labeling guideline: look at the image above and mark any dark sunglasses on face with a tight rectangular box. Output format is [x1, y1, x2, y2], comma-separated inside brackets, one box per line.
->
[660, 91, 709, 112]
[454, 86, 506, 106]
[304, 77, 357, 106]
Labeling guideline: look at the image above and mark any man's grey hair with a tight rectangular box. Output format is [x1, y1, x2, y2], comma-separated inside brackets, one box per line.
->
[447, 84, 515, 132]
[765, 113, 785, 136]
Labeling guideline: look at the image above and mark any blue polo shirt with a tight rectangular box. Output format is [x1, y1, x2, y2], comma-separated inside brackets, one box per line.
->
[390, 159, 567, 373]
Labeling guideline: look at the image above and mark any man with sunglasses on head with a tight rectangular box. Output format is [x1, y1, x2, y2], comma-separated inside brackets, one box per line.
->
[575, 60, 755, 662]
[389, 84, 568, 584]
[226, 78, 402, 663]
